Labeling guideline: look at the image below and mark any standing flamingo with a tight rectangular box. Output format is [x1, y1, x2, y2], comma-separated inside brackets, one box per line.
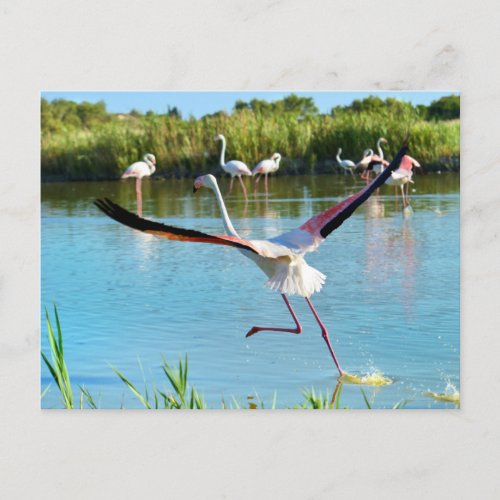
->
[335, 148, 356, 176]
[385, 155, 421, 208]
[215, 134, 252, 199]
[252, 153, 281, 194]
[121, 153, 156, 217]
[359, 149, 389, 182]
[95, 144, 408, 377]
[360, 137, 388, 180]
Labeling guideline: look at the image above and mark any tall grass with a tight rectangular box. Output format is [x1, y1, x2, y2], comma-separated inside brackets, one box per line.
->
[41, 111, 459, 180]
[41, 306, 73, 408]
[111, 355, 206, 409]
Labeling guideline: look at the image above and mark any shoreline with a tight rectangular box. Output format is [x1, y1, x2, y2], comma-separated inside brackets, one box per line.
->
[41, 161, 460, 183]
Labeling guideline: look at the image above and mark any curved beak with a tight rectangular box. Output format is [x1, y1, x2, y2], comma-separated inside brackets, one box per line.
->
[193, 186, 200, 194]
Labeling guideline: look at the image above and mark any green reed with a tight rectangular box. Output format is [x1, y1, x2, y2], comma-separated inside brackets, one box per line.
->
[111, 355, 206, 409]
[41, 305, 74, 409]
[41, 305, 411, 409]
[41, 110, 459, 181]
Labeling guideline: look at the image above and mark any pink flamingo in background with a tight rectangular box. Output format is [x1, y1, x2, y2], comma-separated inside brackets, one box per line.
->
[359, 137, 388, 181]
[96, 144, 408, 376]
[121, 153, 156, 217]
[252, 153, 281, 194]
[215, 134, 252, 199]
[386, 155, 421, 207]
[358, 148, 389, 183]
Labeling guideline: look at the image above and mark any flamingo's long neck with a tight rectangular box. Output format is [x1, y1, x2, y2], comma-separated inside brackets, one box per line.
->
[144, 158, 155, 174]
[219, 137, 226, 167]
[336, 149, 342, 163]
[377, 139, 384, 160]
[211, 180, 239, 237]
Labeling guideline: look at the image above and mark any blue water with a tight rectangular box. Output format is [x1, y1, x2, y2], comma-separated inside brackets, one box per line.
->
[41, 174, 460, 409]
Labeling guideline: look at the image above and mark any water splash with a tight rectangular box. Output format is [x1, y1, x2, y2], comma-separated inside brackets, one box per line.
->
[403, 205, 414, 218]
[424, 381, 460, 405]
[339, 371, 393, 386]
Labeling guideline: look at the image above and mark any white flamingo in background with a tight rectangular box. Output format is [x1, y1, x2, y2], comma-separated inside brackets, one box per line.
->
[121, 153, 156, 217]
[336, 148, 356, 175]
[386, 155, 421, 208]
[215, 134, 252, 199]
[95, 144, 409, 377]
[252, 153, 281, 193]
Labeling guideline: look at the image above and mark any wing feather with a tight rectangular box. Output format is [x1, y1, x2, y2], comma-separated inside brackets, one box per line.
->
[300, 143, 408, 239]
[94, 198, 259, 254]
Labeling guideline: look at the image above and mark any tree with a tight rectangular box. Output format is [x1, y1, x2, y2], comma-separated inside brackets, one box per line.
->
[234, 99, 250, 111]
[427, 95, 460, 120]
[279, 94, 318, 116]
[350, 96, 385, 113]
[167, 106, 182, 119]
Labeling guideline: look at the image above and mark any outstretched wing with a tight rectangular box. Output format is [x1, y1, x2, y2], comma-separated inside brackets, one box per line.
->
[300, 143, 408, 239]
[94, 198, 259, 254]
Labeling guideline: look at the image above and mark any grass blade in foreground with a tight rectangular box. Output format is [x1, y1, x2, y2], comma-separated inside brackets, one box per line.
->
[41, 305, 74, 409]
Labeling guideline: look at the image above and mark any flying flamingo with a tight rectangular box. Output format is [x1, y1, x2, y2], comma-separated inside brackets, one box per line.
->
[360, 137, 388, 180]
[335, 148, 356, 176]
[215, 134, 252, 199]
[121, 153, 156, 217]
[385, 155, 421, 207]
[252, 153, 281, 194]
[95, 144, 408, 377]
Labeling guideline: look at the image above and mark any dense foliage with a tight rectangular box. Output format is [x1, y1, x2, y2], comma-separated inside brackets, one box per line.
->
[41, 94, 460, 180]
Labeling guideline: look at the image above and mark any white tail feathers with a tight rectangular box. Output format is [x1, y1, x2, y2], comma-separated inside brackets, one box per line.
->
[266, 257, 326, 297]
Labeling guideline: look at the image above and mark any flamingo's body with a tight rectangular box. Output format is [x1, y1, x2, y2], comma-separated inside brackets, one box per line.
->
[252, 153, 281, 193]
[385, 155, 421, 207]
[121, 153, 156, 217]
[96, 144, 408, 376]
[360, 138, 388, 180]
[336, 148, 356, 175]
[215, 134, 252, 198]
[121, 154, 156, 180]
[357, 150, 389, 181]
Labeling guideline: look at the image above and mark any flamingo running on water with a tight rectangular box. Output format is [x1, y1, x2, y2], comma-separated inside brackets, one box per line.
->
[360, 137, 388, 181]
[95, 143, 408, 377]
[335, 148, 356, 176]
[121, 153, 156, 217]
[215, 134, 252, 199]
[252, 153, 281, 193]
[385, 155, 421, 208]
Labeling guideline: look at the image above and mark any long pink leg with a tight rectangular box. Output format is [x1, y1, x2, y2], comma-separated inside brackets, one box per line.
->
[401, 185, 407, 208]
[361, 169, 370, 184]
[305, 297, 344, 376]
[253, 174, 261, 197]
[227, 177, 234, 196]
[264, 173, 269, 194]
[246, 294, 302, 338]
[135, 177, 143, 217]
[238, 175, 248, 199]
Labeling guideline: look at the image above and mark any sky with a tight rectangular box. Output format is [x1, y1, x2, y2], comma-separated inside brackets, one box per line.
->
[42, 91, 458, 118]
